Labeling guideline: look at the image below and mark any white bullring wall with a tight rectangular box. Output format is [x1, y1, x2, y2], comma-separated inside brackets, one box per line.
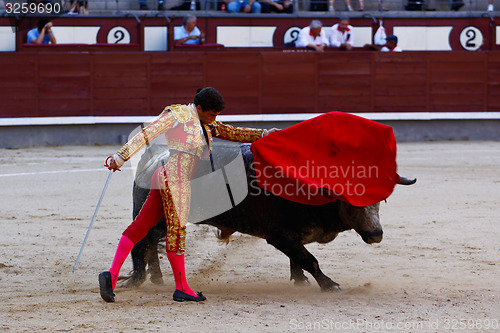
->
[0, 26, 16, 52]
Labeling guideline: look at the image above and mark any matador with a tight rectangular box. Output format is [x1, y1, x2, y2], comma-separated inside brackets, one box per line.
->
[99, 87, 278, 303]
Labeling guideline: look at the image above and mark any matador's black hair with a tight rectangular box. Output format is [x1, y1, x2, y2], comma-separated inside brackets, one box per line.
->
[194, 87, 225, 112]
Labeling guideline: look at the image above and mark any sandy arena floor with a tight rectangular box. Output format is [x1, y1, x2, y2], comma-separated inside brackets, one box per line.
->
[0, 141, 499, 332]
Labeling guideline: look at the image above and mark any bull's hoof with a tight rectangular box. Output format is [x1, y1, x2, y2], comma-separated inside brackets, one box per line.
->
[150, 275, 164, 285]
[123, 277, 145, 288]
[292, 277, 311, 287]
[321, 285, 341, 292]
[320, 281, 341, 292]
[98, 271, 115, 302]
[173, 290, 207, 302]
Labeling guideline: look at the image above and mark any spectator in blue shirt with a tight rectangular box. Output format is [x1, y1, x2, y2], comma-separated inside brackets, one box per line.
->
[27, 18, 57, 44]
[174, 15, 205, 45]
[227, 0, 262, 13]
[139, 0, 165, 10]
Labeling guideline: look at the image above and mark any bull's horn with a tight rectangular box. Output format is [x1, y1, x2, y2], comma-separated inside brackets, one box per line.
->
[398, 176, 417, 185]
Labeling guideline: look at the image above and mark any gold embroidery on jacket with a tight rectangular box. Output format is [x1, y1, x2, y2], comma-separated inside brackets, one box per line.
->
[211, 121, 263, 143]
[116, 104, 263, 163]
[117, 110, 177, 161]
[159, 153, 198, 253]
[170, 104, 193, 123]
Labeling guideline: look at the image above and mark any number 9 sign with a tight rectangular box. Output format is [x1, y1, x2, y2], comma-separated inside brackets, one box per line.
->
[459, 26, 483, 51]
[107, 26, 131, 44]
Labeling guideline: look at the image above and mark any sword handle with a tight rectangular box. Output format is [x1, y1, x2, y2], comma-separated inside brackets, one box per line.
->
[105, 155, 121, 172]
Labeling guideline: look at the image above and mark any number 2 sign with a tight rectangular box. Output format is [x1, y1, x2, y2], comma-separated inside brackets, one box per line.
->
[459, 26, 483, 51]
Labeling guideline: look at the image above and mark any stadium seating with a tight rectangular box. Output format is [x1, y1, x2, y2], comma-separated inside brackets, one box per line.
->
[42, 0, 493, 13]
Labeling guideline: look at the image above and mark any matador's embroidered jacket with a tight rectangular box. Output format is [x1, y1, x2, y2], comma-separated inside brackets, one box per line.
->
[118, 103, 264, 254]
[116, 103, 264, 162]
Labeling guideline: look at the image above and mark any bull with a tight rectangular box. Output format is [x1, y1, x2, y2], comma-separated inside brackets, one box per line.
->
[122, 143, 415, 291]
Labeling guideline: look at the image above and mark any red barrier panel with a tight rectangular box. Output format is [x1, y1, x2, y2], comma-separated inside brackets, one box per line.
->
[1, 50, 499, 118]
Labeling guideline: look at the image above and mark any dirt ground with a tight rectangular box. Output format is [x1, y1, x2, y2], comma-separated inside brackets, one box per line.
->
[0, 141, 499, 332]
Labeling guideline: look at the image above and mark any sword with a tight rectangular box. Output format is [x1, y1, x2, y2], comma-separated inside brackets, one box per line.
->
[73, 168, 113, 272]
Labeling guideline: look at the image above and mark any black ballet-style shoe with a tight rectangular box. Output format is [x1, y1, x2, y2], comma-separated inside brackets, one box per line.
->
[98, 271, 115, 303]
[173, 289, 206, 302]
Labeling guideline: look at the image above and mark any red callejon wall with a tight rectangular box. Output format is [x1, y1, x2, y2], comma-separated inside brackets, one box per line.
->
[1, 50, 500, 118]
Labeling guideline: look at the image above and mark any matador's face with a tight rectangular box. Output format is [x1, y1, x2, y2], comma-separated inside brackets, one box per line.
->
[196, 105, 220, 125]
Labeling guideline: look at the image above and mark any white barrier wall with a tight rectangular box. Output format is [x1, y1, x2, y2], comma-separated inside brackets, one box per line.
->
[51, 26, 100, 44]
[393, 26, 454, 51]
[0, 26, 16, 52]
[145, 26, 168, 51]
[0, 20, 498, 52]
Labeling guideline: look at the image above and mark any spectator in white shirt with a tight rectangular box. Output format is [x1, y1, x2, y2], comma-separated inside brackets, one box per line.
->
[329, 17, 354, 50]
[295, 20, 329, 52]
[381, 35, 402, 52]
[487, 0, 494, 11]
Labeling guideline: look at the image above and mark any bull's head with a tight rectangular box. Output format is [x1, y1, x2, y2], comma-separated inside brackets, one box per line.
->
[339, 177, 416, 244]
[339, 202, 383, 244]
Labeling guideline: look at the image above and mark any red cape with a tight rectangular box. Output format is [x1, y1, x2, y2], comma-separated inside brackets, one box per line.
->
[250, 112, 399, 207]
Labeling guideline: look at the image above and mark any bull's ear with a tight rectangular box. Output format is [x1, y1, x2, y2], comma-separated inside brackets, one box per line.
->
[398, 177, 417, 185]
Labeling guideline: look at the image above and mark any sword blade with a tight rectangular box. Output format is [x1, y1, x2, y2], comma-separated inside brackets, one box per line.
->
[72, 169, 113, 272]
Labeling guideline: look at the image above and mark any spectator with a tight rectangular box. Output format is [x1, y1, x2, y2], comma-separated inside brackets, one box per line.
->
[139, 0, 166, 10]
[295, 20, 328, 52]
[174, 15, 205, 46]
[487, 0, 494, 11]
[27, 18, 57, 44]
[29, 0, 51, 4]
[261, 0, 293, 13]
[449, 0, 464, 10]
[227, 0, 262, 13]
[378, 0, 388, 10]
[66, 0, 88, 14]
[169, 0, 201, 10]
[381, 35, 402, 52]
[310, 0, 356, 12]
[329, 17, 354, 50]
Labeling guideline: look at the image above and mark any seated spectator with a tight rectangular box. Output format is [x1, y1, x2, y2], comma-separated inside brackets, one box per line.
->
[295, 20, 328, 52]
[310, 0, 357, 12]
[139, 0, 166, 10]
[169, 0, 201, 10]
[65, 0, 88, 14]
[29, 0, 52, 5]
[380, 35, 402, 52]
[174, 15, 205, 45]
[261, 0, 293, 13]
[329, 17, 354, 50]
[27, 18, 57, 44]
[378, 0, 388, 10]
[449, 0, 464, 10]
[227, 0, 262, 13]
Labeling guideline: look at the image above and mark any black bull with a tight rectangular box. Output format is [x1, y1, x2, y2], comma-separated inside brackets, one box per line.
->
[123, 143, 415, 291]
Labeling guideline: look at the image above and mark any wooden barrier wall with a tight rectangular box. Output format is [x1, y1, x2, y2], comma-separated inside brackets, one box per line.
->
[1, 51, 500, 118]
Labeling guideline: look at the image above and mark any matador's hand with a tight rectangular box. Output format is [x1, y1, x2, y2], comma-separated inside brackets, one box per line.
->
[105, 154, 124, 171]
[262, 128, 280, 137]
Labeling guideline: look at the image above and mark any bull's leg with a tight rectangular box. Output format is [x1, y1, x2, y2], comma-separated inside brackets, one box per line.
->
[146, 243, 164, 285]
[123, 238, 149, 288]
[267, 236, 340, 292]
[290, 259, 310, 286]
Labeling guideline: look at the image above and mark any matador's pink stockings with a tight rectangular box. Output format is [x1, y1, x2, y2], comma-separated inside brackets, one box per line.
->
[108, 235, 134, 290]
[167, 252, 197, 297]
